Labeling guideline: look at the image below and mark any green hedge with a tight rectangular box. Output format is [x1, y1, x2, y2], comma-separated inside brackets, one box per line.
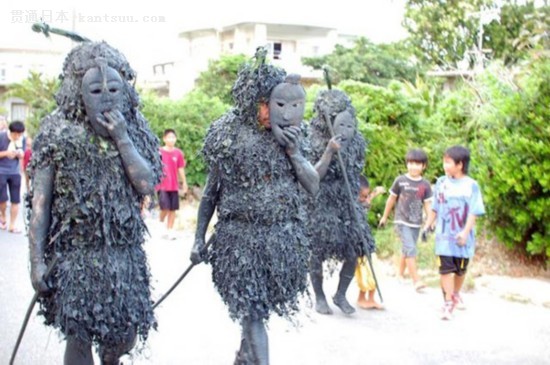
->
[141, 91, 229, 187]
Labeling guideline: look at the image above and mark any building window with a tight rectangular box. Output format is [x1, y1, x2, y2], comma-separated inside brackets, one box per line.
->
[273, 42, 282, 60]
[153, 64, 164, 76]
[153, 63, 174, 76]
[11, 102, 29, 122]
[312, 45, 320, 56]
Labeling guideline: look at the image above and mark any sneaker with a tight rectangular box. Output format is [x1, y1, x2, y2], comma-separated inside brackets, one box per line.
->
[452, 293, 466, 310]
[441, 301, 453, 320]
[161, 229, 178, 240]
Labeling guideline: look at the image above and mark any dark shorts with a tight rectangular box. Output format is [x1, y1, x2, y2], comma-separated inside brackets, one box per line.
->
[0, 174, 21, 204]
[158, 190, 179, 211]
[438, 255, 469, 276]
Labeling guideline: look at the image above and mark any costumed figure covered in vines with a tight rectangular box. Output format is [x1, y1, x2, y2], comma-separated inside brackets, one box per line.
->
[190, 48, 339, 365]
[307, 88, 376, 315]
[28, 41, 163, 365]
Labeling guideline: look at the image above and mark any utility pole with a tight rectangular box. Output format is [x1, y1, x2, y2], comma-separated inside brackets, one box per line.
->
[468, 9, 500, 72]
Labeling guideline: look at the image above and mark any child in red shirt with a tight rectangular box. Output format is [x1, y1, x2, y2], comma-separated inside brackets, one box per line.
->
[156, 129, 188, 239]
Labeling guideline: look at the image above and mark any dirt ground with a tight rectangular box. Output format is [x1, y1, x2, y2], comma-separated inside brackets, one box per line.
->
[473, 233, 549, 278]
[471, 235, 550, 309]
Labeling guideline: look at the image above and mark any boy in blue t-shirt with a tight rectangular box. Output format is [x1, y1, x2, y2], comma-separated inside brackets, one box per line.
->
[424, 145, 485, 320]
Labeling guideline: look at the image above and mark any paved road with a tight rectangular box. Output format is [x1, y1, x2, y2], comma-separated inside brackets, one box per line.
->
[1, 212, 550, 365]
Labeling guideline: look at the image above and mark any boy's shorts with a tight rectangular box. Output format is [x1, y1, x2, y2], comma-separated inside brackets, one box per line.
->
[438, 255, 470, 276]
[396, 224, 420, 257]
[158, 190, 179, 211]
[0, 174, 21, 204]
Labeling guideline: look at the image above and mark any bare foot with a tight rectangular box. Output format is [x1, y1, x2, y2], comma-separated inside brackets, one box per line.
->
[358, 300, 384, 310]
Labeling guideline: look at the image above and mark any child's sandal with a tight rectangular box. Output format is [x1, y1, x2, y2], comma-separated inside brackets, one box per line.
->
[414, 282, 426, 292]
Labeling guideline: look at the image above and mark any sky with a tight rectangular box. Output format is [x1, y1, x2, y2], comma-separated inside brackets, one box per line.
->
[1, 0, 408, 74]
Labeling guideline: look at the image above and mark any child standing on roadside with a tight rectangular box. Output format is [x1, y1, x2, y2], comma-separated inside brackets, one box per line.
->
[423, 145, 485, 320]
[157, 129, 188, 240]
[379, 148, 433, 292]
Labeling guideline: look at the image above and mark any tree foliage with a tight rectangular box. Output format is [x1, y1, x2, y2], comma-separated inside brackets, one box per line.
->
[5, 71, 59, 136]
[484, 2, 550, 65]
[404, 0, 549, 68]
[302, 38, 419, 86]
[403, 0, 491, 68]
[195, 54, 247, 105]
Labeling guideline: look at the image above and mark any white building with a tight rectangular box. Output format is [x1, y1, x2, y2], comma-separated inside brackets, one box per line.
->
[142, 21, 357, 99]
[0, 31, 71, 122]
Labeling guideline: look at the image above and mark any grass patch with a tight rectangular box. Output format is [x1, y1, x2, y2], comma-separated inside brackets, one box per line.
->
[501, 293, 532, 305]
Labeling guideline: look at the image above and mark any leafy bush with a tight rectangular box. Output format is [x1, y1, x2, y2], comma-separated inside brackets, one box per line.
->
[195, 54, 247, 105]
[338, 80, 422, 131]
[471, 58, 550, 260]
[416, 85, 477, 181]
[141, 91, 230, 186]
[304, 84, 323, 121]
[4, 71, 59, 136]
[337, 80, 424, 186]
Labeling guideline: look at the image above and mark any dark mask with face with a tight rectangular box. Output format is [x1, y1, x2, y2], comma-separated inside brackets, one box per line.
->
[332, 110, 357, 149]
[81, 58, 124, 138]
[268, 74, 306, 147]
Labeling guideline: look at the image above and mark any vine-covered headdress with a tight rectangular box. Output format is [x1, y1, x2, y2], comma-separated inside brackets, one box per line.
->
[311, 66, 356, 136]
[313, 89, 356, 136]
[55, 41, 139, 122]
[231, 46, 286, 123]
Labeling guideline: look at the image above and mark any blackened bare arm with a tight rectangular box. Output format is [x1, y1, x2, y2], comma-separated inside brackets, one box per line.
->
[314, 135, 341, 179]
[191, 170, 220, 263]
[101, 110, 155, 194]
[116, 137, 155, 195]
[288, 151, 320, 195]
[29, 166, 54, 293]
